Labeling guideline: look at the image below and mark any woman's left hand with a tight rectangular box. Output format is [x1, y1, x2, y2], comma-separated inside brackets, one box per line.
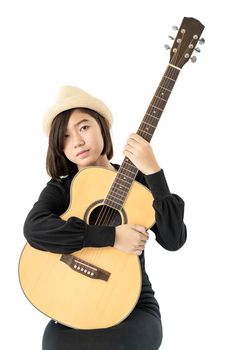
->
[123, 133, 161, 175]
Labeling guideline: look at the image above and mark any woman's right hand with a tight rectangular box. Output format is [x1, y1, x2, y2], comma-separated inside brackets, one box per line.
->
[114, 224, 149, 256]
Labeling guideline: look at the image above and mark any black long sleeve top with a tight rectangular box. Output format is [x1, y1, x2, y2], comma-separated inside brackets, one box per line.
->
[24, 163, 187, 319]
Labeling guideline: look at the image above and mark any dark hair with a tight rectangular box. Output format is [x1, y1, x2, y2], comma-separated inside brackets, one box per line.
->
[46, 108, 113, 180]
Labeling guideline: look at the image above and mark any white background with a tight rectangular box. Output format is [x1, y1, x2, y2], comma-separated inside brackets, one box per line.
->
[1, 1, 247, 349]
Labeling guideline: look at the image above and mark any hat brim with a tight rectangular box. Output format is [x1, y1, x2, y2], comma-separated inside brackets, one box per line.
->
[43, 95, 113, 136]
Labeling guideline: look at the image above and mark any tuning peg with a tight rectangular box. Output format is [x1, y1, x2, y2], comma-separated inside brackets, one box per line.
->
[194, 47, 201, 53]
[168, 35, 174, 40]
[164, 44, 170, 50]
[191, 56, 197, 63]
[172, 25, 178, 31]
[198, 37, 205, 45]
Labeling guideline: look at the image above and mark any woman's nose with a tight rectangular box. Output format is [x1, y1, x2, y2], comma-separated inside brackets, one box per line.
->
[73, 133, 85, 148]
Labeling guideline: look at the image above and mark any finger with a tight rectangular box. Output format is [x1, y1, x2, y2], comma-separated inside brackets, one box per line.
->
[133, 224, 147, 232]
[129, 133, 146, 144]
[126, 139, 143, 151]
[143, 230, 149, 237]
[126, 138, 139, 146]
[130, 249, 141, 256]
[136, 244, 146, 251]
[123, 151, 137, 166]
[140, 239, 148, 245]
[139, 234, 148, 242]
[139, 231, 149, 239]
[134, 249, 143, 256]
[124, 144, 135, 154]
[136, 240, 147, 248]
[134, 228, 149, 240]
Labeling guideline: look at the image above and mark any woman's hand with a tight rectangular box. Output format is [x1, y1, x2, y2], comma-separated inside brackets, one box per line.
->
[114, 224, 149, 256]
[123, 133, 161, 175]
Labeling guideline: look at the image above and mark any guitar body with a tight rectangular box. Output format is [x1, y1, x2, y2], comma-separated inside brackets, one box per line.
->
[19, 167, 155, 329]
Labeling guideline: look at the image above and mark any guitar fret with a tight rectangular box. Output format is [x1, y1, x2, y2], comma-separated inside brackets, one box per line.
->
[110, 178, 133, 194]
[110, 184, 129, 196]
[117, 169, 135, 177]
[104, 198, 121, 209]
[112, 181, 130, 191]
[146, 113, 160, 120]
[125, 158, 137, 169]
[155, 94, 167, 102]
[111, 188, 128, 198]
[110, 183, 130, 195]
[160, 80, 175, 90]
[142, 121, 156, 128]
[118, 168, 136, 177]
[122, 158, 137, 171]
[116, 178, 133, 188]
[150, 104, 163, 111]
[151, 97, 167, 110]
[106, 159, 139, 208]
[107, 193, 126, 203]
[159, 86, 171, 92]
[116, 176, 132, 186]
[164, 76, 176, 81]
[138, 128, 153, 137]
[123, 163, 137, 172]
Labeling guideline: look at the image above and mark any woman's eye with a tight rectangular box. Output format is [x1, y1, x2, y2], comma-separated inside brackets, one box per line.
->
[64, 134, 70, 138]
[80, 126, 89, 132]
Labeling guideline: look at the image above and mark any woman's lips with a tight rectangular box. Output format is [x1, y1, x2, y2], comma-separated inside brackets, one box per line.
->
[76, 150, 89, 157]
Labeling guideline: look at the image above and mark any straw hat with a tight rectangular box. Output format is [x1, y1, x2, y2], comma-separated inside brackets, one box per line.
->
[42, 85, 113, 135]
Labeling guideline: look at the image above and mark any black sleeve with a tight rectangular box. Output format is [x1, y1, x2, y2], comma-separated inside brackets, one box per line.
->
[140, 169, 187, 251]
[23, 178, 115, 254]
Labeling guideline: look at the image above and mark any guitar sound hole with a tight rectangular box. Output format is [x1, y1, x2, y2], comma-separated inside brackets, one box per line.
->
[89, 205, 122, 227]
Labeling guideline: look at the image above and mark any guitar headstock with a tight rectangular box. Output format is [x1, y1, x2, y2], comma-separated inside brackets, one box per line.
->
[169, 17, 205, 69]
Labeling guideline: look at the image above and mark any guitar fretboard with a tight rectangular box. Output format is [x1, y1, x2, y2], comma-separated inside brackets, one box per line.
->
[104, 65, 180, 210]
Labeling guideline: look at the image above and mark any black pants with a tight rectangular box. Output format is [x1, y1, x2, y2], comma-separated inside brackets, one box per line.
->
[42, 308, 163, 350]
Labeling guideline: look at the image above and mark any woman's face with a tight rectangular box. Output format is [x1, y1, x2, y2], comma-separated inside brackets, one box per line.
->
[63, 109, 105, 170]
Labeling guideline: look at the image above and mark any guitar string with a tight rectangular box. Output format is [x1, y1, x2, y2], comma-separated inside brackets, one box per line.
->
[89, 170, 128, 262]
[109, 66, 176, 260]
[86, 65, 179, 263]
[88, 169, 133, 261]
[94, 31, 201, 264]
[90, 65, 179, 263]
[80, 26, 201, 265]
[104, 64, 179, 210]
[78, 30, 192, 263]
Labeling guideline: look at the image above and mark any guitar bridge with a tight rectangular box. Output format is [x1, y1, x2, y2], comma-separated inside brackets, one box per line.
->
[60, 254, 111, 282]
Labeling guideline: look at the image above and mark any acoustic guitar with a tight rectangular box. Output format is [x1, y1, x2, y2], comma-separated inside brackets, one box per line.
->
[19, 17, 204, 329]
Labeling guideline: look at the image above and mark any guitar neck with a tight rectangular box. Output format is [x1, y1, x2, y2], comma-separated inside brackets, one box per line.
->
[137, 64, 180, 142]
[104, 64, 181, 210]
[104, 16, 205, 210]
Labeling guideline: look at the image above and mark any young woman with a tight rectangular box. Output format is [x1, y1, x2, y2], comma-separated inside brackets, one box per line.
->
[24, 85, 187, 350]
